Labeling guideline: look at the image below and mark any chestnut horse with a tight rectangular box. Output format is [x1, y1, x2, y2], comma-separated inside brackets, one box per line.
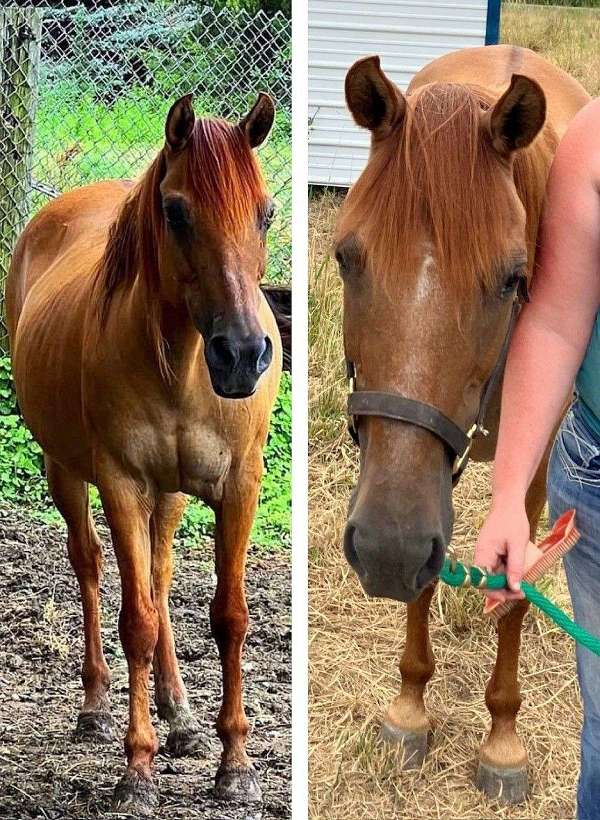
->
[5, 93, 284, 814]
[336, 45, 589, 803]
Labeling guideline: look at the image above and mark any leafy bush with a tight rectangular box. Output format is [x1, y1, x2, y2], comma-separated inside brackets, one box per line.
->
[0, 357, 290, 550]
[0, 359, 46, 505]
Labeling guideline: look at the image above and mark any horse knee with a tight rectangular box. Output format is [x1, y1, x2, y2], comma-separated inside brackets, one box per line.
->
[210, 598, 248, 646]
[119, 600, 159, 663]
[67, 531, 102, 581]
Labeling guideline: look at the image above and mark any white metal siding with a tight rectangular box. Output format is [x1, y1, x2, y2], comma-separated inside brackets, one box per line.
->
[308, 0, 490, 186]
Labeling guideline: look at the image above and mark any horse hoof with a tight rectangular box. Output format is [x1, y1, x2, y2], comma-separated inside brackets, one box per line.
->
[214, 764, 262, 803]
[476, 761, 529, 805]
[165, 725, 205, 758]
[74, 710, 113, 743]
[380, 721, 429, 769]
[112, 770, 158, 816]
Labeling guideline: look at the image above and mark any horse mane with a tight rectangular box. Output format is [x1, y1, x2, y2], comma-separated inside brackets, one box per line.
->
[337, 82, 558, 299]
[94, 117, 267, 377]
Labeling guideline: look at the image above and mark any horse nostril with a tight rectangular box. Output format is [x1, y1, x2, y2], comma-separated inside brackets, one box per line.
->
[256, 335, 273, 375]
[208, 334, 238, 371]
[415, 535, 445, 589]
[343, 522, 365, 577]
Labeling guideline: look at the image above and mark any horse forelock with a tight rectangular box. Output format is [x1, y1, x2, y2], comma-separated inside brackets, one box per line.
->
[337, 82, 557, 300]
[187, 117, 267, 240]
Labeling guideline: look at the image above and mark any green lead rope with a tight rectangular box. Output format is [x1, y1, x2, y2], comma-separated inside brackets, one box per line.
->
[440, 558, 600, 658]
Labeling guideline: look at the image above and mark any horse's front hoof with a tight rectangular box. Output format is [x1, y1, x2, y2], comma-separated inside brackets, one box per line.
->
[214, 763, 262, 803]
[380, 720, 429, 769]
[112, 769, 158, 816]
[476, 760, 529, 805]
[165, 724, 206, 758]
[75, 710, 114, 743]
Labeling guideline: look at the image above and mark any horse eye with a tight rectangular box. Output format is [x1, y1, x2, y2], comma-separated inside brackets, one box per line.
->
[164, 200, 189, 230]
[335, 235, 362, 278]
[501, 271, 523, 298]
[335, 248, 346, 274]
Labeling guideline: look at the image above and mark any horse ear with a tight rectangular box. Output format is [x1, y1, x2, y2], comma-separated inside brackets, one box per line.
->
[345, 56, 405, 140]
[485, 74, 546, 155]
[240, 93, 275, 148]
[165, 94, 195, 152]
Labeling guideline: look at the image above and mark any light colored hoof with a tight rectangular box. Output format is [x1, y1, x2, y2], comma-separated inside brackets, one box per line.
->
[476, 760, 529, 805]
[214, 763, 262, 803]
[380, 721, 429, 769]
[112, 769, 159, 816]
[75, 709, 114, 743]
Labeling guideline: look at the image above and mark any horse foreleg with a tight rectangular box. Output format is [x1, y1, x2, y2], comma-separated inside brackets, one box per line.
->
[477, 449, 549, 803]
[45, 458, 112, 741]
[150, 492, 203, 757]
[477, 599, 529, 802]
[211, 463, 262, 803]
[100, 477, 159, 816]
[381, 580, 436, 768]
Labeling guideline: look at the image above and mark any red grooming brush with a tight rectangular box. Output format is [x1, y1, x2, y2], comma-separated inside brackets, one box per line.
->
[483, 509, 579, 622]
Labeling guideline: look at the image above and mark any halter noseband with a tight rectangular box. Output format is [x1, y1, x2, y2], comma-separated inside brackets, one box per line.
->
[346, 277, 529, 485]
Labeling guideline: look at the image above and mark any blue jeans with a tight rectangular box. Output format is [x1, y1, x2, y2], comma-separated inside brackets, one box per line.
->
[548, 399, 600, 820]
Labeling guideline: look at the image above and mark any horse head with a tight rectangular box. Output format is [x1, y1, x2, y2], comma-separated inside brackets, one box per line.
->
[338, 57, 549, 601]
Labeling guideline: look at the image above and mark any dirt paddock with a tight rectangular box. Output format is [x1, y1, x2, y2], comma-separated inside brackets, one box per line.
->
[0, 505, 291, 820]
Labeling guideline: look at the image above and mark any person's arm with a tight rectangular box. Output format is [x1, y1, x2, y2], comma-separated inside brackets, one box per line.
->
[474, 98, 600, 601]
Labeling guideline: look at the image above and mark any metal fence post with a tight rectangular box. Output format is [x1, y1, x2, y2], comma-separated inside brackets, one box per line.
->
[0, 7, 42, 349]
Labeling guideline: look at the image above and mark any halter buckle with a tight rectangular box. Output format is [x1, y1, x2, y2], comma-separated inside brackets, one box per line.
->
[346, 360, 356, 392]
[452, 423, 477, 477]
[346, 361, 359, 443]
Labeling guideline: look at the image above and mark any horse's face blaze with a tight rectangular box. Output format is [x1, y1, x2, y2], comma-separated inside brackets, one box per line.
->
[158, 95, 276, 399]
[338, 61, 546, 601]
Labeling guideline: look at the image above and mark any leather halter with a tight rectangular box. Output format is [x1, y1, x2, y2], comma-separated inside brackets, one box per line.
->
[346, 277, 529, 485]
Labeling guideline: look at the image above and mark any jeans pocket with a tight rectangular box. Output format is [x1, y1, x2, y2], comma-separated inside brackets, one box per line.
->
[557, 405, 600, 484]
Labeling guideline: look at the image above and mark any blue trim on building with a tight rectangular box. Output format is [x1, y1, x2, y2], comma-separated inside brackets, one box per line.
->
[485, 0, 501, 45]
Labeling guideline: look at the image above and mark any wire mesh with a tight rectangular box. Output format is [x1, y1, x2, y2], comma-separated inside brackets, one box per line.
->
[0, 1, 291, 346]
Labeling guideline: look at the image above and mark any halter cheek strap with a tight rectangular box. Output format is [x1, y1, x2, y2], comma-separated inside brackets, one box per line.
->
[346, 278, 527, 485]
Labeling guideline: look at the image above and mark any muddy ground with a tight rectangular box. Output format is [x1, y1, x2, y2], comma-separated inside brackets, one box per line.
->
[0, 505, 291, 820]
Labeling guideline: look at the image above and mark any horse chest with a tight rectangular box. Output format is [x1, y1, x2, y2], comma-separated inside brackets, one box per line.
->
[114, 419, 231, 501]
[174, 425, 232, 499]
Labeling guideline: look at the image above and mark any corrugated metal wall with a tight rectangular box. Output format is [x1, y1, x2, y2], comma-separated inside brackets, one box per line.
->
[308, 0, 493, 187]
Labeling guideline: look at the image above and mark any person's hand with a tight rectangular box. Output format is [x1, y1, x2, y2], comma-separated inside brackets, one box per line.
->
[474, 501, 529, 602]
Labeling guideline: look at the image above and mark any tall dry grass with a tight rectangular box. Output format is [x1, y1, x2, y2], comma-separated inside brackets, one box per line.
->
[309, 5, 600, 819]
[502, 4, 600, 96]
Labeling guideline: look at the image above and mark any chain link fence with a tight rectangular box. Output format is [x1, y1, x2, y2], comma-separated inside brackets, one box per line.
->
[0, 1, 291, 347]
